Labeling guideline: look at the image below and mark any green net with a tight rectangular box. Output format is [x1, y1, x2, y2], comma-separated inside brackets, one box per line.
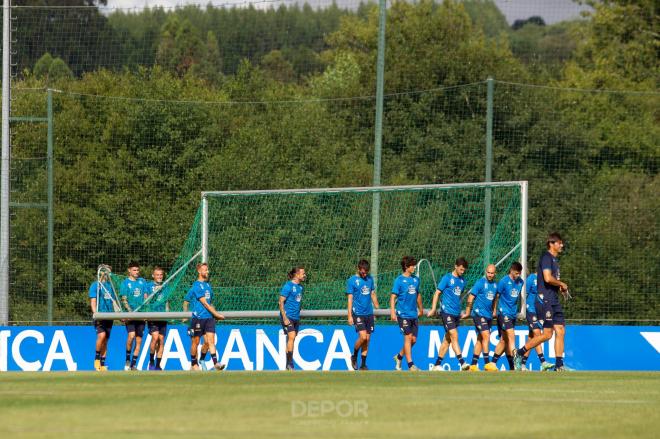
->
[132, 184, 522, 316]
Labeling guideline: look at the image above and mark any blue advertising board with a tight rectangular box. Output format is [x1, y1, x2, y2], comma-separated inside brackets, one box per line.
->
[0, 325, 658, 371]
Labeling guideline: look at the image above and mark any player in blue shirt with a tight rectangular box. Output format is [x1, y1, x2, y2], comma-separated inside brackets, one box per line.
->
[346, 259, 379, 371]
[89, 264, 118, 371]
[427, 257, 471, 371]
[492, 261, 524, 370]
[522, 267, 553, 371]
[120, 261, 149, 370]
[182, 285, 210, 370]
[279, 265, 306, 370]
[514, 232, 570, 371]
[462, 264, 498, 372]
[390, 256, 423, 371]
[146, 266, 170, 371]
[188, 262, 226, 371]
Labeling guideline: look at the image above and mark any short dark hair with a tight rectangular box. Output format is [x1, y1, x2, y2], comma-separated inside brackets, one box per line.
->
[127, 261, 140, 269]
[546, 232, 563, 248]
[510, 261, 523, 272]
[357, 259, 370, 271]
[401, 256, 417, 271]
[288, 265, 305, 280]
[455, 257, 468, 269]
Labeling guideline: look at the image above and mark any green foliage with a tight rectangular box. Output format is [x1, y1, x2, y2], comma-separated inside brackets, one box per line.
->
[33, 53, 73, 83]
[462, 0, 510, 37]
[7, 1, 659, 323]
[564, 0, 658, 89]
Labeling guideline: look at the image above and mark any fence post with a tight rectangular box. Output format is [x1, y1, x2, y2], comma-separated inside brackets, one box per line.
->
[484, 77, 494, 269]
[47, 89, 54, 325]
[371, 0, 387, 286]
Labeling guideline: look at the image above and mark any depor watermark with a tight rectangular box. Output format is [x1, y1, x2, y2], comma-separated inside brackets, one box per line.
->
[291, 400, 368, 418]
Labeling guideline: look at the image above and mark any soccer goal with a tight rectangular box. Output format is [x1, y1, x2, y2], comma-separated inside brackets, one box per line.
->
[93, 181, 528, 321]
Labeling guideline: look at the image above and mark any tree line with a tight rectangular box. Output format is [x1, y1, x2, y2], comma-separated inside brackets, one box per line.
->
[8, 0, 658, 323]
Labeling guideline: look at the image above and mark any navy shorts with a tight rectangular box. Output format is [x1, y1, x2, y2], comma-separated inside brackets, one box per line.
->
[535, 293, 566, 328]
[148, 321, 168, 335]
[191, 317, 216, 336]
[472, 315, 492, 333]
[95, 320, 113, 336]
[497, 314, 515, 336]
[441, 312, 460, 331]
[526, 312, 541, 333]
[397, 317, 418, 337]
[126, 320, 145, 335]
[353, 314, 375, 334]
[280, 314, 300, 334]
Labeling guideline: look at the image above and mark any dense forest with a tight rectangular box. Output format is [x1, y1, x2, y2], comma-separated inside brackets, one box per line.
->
[7, 0, 658, 323]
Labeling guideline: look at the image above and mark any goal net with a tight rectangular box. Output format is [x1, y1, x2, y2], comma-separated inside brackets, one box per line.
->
[95, 182, 528, 321]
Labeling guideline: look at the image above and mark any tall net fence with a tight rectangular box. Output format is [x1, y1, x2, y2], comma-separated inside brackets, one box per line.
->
[3, 0, 658, 324]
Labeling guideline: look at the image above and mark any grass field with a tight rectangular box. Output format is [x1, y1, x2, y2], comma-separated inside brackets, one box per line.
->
[1, 371, 658, 438]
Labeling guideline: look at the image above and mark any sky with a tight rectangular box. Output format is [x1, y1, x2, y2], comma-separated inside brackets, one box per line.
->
[103, 0, 593, 25]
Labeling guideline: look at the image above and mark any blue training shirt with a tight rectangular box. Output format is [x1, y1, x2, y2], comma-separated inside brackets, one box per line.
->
[470, 277, 497, 318]
[438, 273, 465, 316]
[188, 280, 214, 319]
[146, 281, 169, 313]
[537, 251, 560, 299]
[89, 281, 116, 312]
[391, 274, 420, 319]
[120, 277, 148, 311]
[525, 273, 538, 313]
[280, 280, 304, 321]
[346, 274, 375, 316]
[497, 275, 524, 318]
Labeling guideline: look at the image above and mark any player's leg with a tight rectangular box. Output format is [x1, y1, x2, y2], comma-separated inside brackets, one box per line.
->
[131, 322, 145, 370]
[98, 322, 111, 370]
[203, 332, 217, 367]
[402, 333, 413, 364]
[203, 318, 225, 371]
[360, 332, 371, 370]
[395, 317, 411, 370]
[554, 324, 566, 370]
[408, 330, 418, 372]
[359, 315, 374, 370]
[552, 299, 567, 370]
[125, 322, 136, 371]
[433, 313, 455, 370]
[447, 327, 469, 371]
[481, 328, 497, 371]
[471, 334, 482, 369]
[94, 327, 106, 371]
[148, 322, 159, 370]
[285, 330, 296, 370]
[471, 316, 490, 370]
[491, 316, 507, 367]
[190, 334, 200, 370]
[403, 321, 419, 372]
[521, 312, 536, 368]
[280, 314, 298, 370]
[351, 315, 368, 370]
[155, 322, 166, 370]
[432, 330, 451, 370]
[352, 329, 367, 370]
[514, 299, 555, 368]
[100, 327, 110, 371]
[504, 327, 516, 370]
